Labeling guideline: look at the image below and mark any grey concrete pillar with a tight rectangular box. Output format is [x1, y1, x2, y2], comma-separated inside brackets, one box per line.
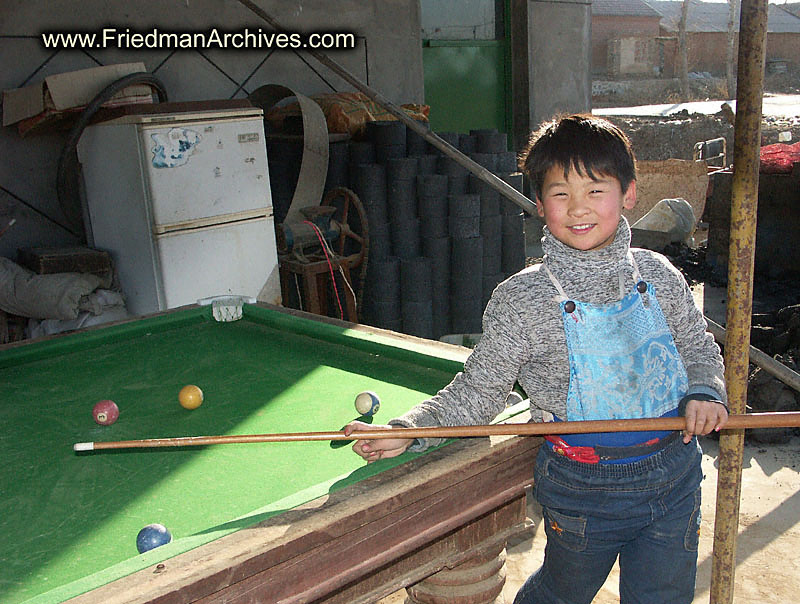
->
[510, 0, 592, 152]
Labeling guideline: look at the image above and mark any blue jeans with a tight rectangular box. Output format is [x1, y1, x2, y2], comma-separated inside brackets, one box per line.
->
[514, 437, 703, 604]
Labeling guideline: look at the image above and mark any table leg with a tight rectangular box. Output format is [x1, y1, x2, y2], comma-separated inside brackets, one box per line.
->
[313, 495, 529, 604]
[405, 541, 508, 604]
[279, 264, 293, 308]
[304, 271, 323, 315]
[0, 309, 8, 344]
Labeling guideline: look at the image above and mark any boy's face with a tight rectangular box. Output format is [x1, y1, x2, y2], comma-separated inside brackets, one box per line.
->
[536, 164, 637, 252]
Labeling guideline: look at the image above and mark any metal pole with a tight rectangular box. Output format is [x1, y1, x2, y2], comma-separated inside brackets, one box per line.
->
[236, 0, 538, 216]
[710, 0, 768, 601]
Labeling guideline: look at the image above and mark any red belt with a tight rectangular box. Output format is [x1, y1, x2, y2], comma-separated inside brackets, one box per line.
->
[544, 432, 679, 464]
[544, 435, 601, 463]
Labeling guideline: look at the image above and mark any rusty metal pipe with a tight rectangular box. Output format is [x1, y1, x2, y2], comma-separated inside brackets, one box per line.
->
[710, 0, 769, 602]
[236, 0, 537, 216]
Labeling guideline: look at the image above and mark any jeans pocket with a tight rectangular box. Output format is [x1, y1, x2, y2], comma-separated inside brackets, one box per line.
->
[683, 488, 702, 552]
[543, 506, 588, 552]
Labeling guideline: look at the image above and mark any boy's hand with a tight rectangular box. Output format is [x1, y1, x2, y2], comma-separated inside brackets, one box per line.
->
[345, 421, 414, 463]
[682, 399, 729, 444]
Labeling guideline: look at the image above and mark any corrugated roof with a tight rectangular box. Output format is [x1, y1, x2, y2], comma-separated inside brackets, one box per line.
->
[778, 3, 800, 18]
[592, 0, 662, 18]
[645, 0, 800, 34]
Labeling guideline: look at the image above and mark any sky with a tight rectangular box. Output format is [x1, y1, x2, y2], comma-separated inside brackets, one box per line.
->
[700, 0, 794, 3]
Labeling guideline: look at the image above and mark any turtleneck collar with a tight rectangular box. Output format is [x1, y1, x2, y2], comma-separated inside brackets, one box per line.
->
[542, 216, 632, 277]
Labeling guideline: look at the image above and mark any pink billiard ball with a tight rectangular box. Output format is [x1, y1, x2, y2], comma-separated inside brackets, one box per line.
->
[93, 400, 119, 425]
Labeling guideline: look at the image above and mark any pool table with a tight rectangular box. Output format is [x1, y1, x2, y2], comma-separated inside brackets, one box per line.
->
[0, 302, 540, 604]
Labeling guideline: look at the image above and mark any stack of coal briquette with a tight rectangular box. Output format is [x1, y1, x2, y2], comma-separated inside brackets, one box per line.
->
[268, 121, 526, 340]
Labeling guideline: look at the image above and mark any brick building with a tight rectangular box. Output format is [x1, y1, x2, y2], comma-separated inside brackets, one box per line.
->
[592, 0, 800, 78]
[592, 0, 663, 76]
[649, 0, 800, 77]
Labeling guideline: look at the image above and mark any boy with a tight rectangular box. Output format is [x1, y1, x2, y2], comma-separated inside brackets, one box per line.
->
[347, 114, 728, 603]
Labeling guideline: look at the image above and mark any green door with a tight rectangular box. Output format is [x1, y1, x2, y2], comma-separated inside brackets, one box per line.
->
[421, 0, 512, 138]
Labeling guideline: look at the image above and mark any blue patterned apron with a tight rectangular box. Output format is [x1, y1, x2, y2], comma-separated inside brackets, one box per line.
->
[544, 254, 688, 453]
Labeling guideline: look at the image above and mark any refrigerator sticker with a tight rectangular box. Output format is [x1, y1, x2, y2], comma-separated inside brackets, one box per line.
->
[151, 128, 202, 168]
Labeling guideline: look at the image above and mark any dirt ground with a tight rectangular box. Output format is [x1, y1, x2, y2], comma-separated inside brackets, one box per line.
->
[605, 110, 800, 162]
[596, 71, 800, 161]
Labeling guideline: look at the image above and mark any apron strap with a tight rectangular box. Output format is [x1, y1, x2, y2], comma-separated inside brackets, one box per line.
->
[542, 258, 569, 302]
[629, 251, 644, 285]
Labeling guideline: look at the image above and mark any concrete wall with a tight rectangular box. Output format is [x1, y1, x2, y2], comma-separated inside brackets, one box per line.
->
[0, 0, 424, 259]
[510, 0, 592, 152]
[767, 33, 800, 69]
[660, 31, 800, 77]
[661, 33, 734, 76]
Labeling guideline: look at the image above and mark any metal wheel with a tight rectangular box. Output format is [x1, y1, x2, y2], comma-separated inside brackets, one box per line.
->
[321, 187, 369, 269]
[321, 187, 370, 321]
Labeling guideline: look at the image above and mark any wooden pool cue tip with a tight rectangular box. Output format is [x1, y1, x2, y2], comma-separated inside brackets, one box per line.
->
[73, 412, 800, 452]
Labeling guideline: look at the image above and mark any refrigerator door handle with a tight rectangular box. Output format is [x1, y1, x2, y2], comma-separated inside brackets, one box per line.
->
[153, 207, 273, 235]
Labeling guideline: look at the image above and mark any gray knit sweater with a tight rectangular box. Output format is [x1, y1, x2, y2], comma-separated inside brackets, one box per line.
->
[391, 217, 727, 451]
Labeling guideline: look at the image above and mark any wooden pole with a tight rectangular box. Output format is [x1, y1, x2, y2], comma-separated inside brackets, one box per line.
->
[710, 0, 768, 602]
[73, 411, 800, 452]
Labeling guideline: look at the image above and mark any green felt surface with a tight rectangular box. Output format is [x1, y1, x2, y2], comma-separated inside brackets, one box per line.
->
[0, 306, 463, 604]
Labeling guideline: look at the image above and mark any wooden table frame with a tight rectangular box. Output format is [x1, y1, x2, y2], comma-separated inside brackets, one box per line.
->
[68, 432, 539, 604]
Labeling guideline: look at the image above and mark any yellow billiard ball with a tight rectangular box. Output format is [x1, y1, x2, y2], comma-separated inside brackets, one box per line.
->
[178, 385, 204, 410]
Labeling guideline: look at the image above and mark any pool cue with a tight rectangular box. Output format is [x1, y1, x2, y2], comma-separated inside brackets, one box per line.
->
[74, 411, 800, 452]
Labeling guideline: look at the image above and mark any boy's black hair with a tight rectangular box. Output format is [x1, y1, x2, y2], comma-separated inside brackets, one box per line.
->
[519, 113, 636, 200]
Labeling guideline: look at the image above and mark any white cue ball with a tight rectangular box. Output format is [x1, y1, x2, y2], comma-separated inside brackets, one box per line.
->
[354, 391, 381, 416]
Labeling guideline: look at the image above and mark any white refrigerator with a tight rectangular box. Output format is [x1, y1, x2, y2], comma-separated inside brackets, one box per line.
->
[77, 106, 280, 316]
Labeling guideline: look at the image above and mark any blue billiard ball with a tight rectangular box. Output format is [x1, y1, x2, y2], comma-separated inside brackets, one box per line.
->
[136, 523, 172, 553]
[354, 391, 381, 416]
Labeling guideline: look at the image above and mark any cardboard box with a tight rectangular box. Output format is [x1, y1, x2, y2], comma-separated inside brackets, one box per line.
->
[622, 159, 709, 225]
[2, 62, 155, 135]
